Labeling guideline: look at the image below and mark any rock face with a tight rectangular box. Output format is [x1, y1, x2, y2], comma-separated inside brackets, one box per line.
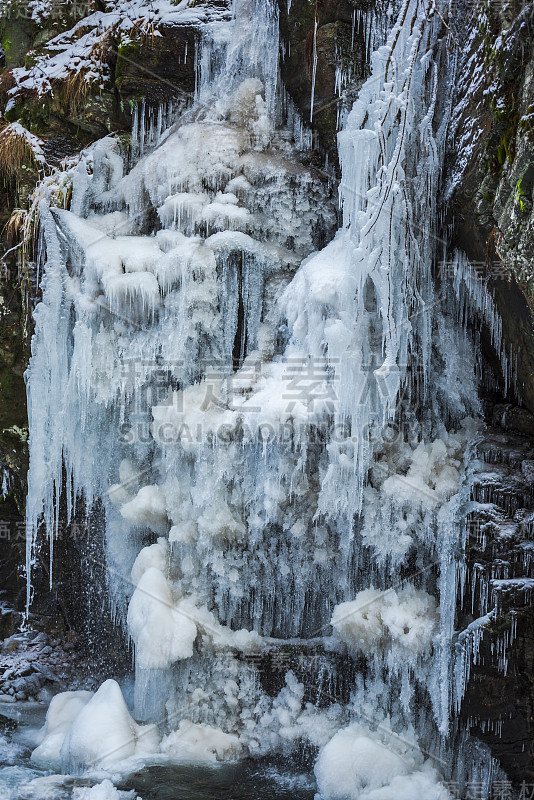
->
[447, 0, 534, 414]
[278, 0, 371, 164]
[460, 414, 534, 784]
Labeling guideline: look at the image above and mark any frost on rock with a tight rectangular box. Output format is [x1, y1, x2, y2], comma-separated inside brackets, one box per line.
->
[8, 0, 232, 101]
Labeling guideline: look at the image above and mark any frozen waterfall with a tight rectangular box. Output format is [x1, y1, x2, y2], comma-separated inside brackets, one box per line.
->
[24, 0, 506, 795]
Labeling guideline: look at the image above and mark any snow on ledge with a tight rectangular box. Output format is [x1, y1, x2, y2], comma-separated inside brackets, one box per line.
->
[9, 0, 232, 99]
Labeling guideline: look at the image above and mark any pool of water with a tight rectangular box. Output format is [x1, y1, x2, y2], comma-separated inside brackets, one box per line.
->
[0, 703, 316, 800]
[117, 762, 316, 800]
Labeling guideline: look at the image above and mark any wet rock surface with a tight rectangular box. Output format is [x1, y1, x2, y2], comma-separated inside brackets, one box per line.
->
[447, 0, 534, 414]
[278, 0, 371, 165]
[460, 411, 534, 784]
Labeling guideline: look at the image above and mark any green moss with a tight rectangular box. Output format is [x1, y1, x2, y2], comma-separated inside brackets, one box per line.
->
[514, 163, 534, 213]
[3, 101, 23, 123]
[485, 101, 520, 178]
[7, 94, 54, 135]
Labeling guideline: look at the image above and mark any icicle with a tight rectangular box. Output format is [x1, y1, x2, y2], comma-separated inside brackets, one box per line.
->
[139, 99, 146, 157]
[309, 18, 318, 123]
[131, 102, 139, 159]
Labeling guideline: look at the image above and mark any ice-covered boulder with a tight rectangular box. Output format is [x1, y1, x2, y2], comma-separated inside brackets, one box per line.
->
[314, 724, 452, 800]
[31, 690, 94, 770]
[60, 679, 159, 773]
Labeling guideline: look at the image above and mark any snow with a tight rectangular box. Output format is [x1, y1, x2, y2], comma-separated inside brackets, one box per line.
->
[72, 780, 138, 800]
[9, 0, 232, 100]
[0, 123, 46, 166]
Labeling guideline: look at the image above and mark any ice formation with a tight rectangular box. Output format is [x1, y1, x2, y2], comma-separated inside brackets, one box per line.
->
[331, 586, 438, 659]
[61, 680, 159, 773]
[32, 682, 159, 773]
[315, 723, 453, 800]
[31, 690, 94, 771]
[160, 720, 241, 763]
[72, 780, 138, 800]
[24, 0, 506, 794]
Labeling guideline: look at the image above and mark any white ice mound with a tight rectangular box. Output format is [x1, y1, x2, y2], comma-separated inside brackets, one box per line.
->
[131, 538, 169, 587]
[31, 690, 94, 770]
[160, 720, 241, 763]
[127, 550, 261, 669]
[72, 779, 137, 799]
[120, 485, 169, 535]
[127, 567, 198, 669]
[315, 723, 452, 800]
[60, 679, 159, 773]
[331, 586, 438, 657]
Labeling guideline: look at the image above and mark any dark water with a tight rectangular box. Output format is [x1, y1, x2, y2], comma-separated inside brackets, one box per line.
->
[118, 762, 316, 800]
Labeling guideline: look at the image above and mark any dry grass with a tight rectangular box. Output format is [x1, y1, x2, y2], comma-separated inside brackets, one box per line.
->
[0, 124, 37, 186]
[62, 68, 92, 115]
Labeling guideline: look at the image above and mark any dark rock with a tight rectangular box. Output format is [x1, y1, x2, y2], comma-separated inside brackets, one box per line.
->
[279, 0, 370, 164]
[459, 424, 534, 783]
[24, 674, 42, 695]
[115, 24, 198, 107]
[12, 677, 28, 693]
[34, 665, 60, 683]
[492, 403, 534, 437]
[447, 0, 534, 414]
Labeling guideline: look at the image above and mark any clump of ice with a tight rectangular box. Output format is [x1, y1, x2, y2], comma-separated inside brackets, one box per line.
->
[382, 434, 466, 509]
[120, 486, 169, 536]
[72, 779, 138, 800]
[131, 539, 169, 587]
[127, 536, 263, 668]
[31, 690, 94, 771]
[127, 567, 198, 669]
[160, 720, 241, 763]
[315, 723, 452, 800]
[331, 586, 438, 659]
[60, 679, 159, 773]
[359, 425, 476, 562]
